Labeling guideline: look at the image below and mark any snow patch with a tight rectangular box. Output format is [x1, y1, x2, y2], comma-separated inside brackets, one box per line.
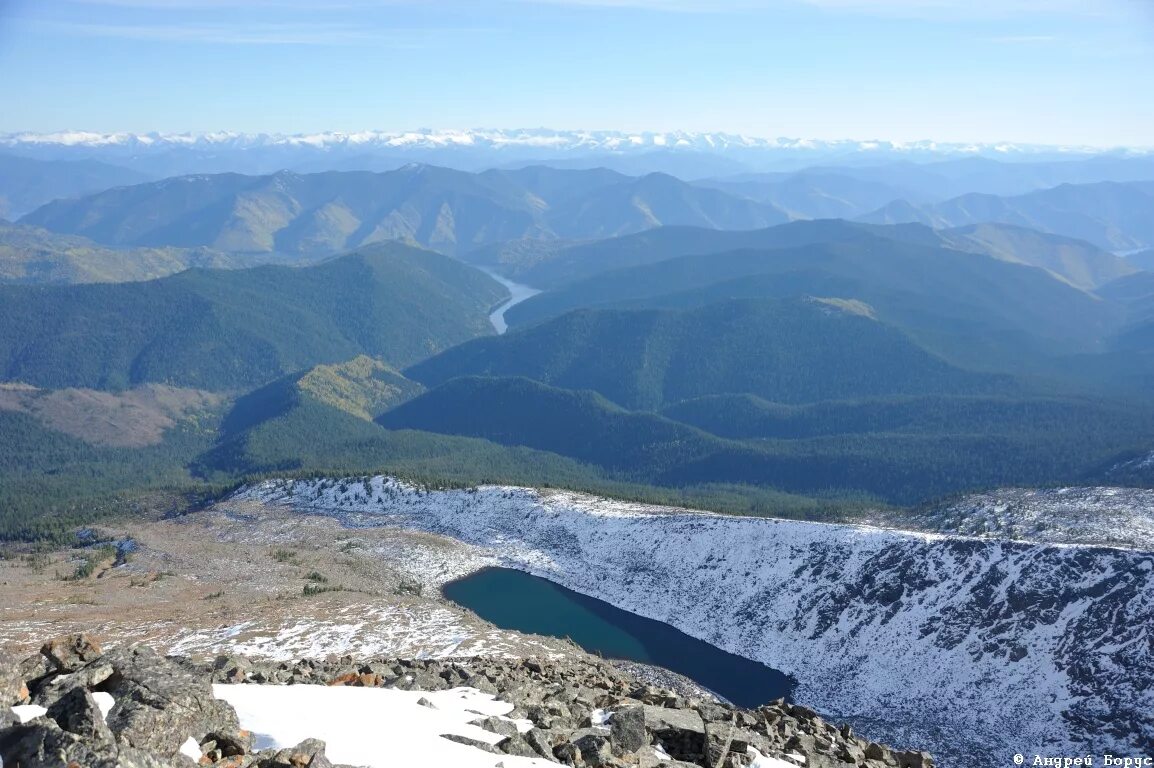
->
[11, 704, 47, 723]
[214, 684, 553, 767]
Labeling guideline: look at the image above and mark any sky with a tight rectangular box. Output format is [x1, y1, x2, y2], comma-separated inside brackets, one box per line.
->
[0, 0, 1152, 147]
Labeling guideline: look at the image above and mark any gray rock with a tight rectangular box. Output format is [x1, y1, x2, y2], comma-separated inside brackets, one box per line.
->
[203, 727, 255, 757]
[500, 732, 546, 759]
[571, 729, 613, 766]
[525, 704, 551, 727]
[553, 740, 582, 765]
[101, 646, 239, 758]
[1, 660, 29, 707]
[696, 702, 733, 724]
[705, 720, 738, 767]
[524, 727, 559, 760]
[212, 654, 251, 683]
[266, 737, 333, 767]
[31, 661, 115, 707]
[441, 732, 500, 753]
[46, 686, 115, 745]
[837, 740, 866, 763]
[609, 705, 648, 754]
[473, 715, 520, 740]
[0, 720, 124, 768]
[897, 750, 935, 768]
[17, 653, 54, 689]
[642, 705, 706, 735]
[642, 705, 706, 764]
[806, 753, 851, 768]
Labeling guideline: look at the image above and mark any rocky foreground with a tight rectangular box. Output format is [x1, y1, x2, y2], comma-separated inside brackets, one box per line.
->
[1, 635, 933, 768]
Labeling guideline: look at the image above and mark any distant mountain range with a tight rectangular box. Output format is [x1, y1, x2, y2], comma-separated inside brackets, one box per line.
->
[861, 180, 1154, 250]
[20, 166, 789, 257]
[4, 129, 1151, 178]
[0, 153, 148, 219]
[707, 155, 1154, 205]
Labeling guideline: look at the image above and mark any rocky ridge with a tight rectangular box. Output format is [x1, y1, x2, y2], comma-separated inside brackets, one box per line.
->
[2, 635, 933, 768]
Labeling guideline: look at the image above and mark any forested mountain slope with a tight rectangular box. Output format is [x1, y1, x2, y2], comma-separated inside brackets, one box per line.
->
[0, 242, 505, 390]
[409, 298, 1013, 410]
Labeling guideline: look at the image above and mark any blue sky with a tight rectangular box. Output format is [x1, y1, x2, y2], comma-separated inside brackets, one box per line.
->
[1, 0, 1151, 146]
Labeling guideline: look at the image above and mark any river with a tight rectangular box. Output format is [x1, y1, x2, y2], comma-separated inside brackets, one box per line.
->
[481, 269, 541, 335]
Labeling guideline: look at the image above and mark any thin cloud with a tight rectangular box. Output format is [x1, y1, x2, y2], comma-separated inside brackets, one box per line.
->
[65, 0, 401, 7]
[985, 34, 1061, 44]
[62, 0, 1127, 16]
[50, 21, 470, 46]
[511, 0, 1111, 17]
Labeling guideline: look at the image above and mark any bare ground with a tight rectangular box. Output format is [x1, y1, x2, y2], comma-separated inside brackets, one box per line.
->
[0, 498, 579, 663]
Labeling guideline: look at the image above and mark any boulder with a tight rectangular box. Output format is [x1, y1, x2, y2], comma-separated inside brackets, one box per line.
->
[642, 705, 706, 764]
[897, 750, 935, 768]
[212, 655, 251, 684]
[500, 732, 548, 759]
[0, 659, 29, 706]
[265, 737, 333, 768]
[472, 714, 521, 740]
[0, 719, 141, 768]
[570, 728, 613, 766]
[41, 634, 103, 673]
[31, 661, 115, 707]
[100, 646, 239, 758]
[705, 720, 741, 767]
[46, 686, 115, 745]
[609, 705, 648, 754]
[17, 653, 55, 696]
[441, 733, 500, 754]
[202, 728, 255, 758]
[524, 727, 559, 759]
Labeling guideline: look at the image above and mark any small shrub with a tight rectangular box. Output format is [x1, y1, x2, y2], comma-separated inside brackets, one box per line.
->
[394, 578, 423, 597]
[64, 545, 117, 581]
[271, 548, 298, 563]
[305, 571, 328, 583]
[302, 583, 343, 597]
[22, 552, 49, 573]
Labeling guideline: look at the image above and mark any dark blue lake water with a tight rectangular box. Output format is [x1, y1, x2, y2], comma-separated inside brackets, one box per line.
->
[443, 566, 794, 708]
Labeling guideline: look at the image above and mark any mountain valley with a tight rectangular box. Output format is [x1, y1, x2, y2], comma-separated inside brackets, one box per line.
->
[3, 130, 1154, 768]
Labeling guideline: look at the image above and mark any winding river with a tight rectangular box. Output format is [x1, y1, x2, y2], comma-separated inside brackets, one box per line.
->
[481, 269, 541, 335]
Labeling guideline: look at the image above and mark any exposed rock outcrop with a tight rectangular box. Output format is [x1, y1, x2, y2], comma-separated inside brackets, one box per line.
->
[200, 653, 933, 768]
[2, 636, 933, 768]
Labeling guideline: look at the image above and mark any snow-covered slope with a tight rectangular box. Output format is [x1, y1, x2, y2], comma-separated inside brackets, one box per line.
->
[235, 477, 1154, 768]
[893, 486, 1154, 550]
